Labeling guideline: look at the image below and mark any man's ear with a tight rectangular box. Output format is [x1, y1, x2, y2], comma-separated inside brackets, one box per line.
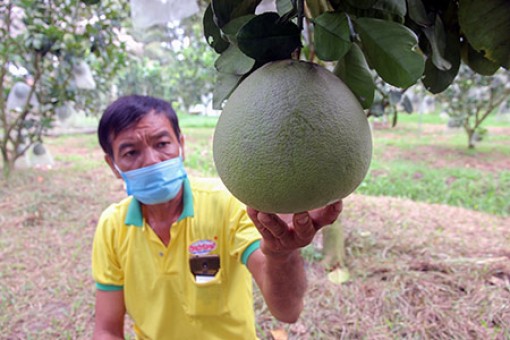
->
[179, 134, 186, 161]
[105, 154, 122, 179]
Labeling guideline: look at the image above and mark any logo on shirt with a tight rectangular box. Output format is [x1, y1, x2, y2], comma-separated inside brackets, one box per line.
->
[189, 239, 217, 255]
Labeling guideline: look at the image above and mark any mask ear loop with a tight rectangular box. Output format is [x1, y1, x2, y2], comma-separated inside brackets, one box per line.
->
[113, 162, 123, 175]
[113, 163, 130, 194]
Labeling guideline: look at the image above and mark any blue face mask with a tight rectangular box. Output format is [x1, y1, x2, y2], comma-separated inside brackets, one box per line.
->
[115, 155, 187, 205]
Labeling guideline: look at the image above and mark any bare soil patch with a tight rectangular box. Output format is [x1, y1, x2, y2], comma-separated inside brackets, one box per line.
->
[256, 195, 510, 339]
[373, 124, 510, 173]
[382, 144, 510, 173]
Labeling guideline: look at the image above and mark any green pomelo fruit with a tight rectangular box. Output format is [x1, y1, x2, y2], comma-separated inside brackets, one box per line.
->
[213, 59, 373, 213]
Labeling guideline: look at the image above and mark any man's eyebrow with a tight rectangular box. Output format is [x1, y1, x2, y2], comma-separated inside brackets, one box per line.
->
[153, 130, 172, 139]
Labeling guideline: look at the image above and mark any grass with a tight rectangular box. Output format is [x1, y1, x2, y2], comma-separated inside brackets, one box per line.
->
[1, 114, 509, 339]
[396, 110, 510, 127]
[177, 113, 219, 128]
[359, 164, 510, 216]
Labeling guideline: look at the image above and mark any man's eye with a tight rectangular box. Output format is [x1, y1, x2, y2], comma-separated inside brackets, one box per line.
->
[123, 150, 137, 158]
[157, 142, 170, 148]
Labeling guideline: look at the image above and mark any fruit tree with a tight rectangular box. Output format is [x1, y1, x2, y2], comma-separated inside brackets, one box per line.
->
[0, 0, 129, 177]
[202, 0, 509, 269]
[204, 0, 508, 108]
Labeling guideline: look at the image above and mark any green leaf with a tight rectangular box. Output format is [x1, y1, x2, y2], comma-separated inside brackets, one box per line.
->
[458, 0, 510, 69]
[355, 17, 425, 88]
[406, 0, 432, 26]
[346, 0, 378, 9]
[236, 12, 301, 62]
[392, 108, 398, 127]
[277, 0, 294, 16]
[222, 14, 256, 44]
[422, 15, 451, 71]
[203, 4, 230, 53]
[422, 31, 461, 93]
[314, 12, 352, 61]
[334, 43, 375, 108]
[213, 72, 243, 109]
[81, 0, 100, 5]
[211, 0, 262, 28]
[372, 0, 407, 18]
[461, 41, 500, 76]
[214, 44, 255, 75]
[305, 0, 332, 18]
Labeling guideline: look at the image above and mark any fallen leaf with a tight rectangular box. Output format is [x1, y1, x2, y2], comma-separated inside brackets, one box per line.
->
[327, 268, 350, 285]
[270, 328, 288, 340]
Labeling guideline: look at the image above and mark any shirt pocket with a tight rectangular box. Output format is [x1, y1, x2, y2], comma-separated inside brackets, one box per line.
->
[183, 269, 229, 316]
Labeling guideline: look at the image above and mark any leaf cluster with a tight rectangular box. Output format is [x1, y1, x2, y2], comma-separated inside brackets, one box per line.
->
[203, 0, 510, 110]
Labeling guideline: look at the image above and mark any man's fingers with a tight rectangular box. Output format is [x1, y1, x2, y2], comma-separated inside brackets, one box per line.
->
[247, 207, 273, 240]
[309, 200, 343, 229]
[293, 212, 315, 241]
[257, 212, 288, 239]
[247, 207, 288, 240]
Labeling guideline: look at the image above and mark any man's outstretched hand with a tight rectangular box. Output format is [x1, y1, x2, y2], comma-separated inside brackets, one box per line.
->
[247, 201, 343, 259]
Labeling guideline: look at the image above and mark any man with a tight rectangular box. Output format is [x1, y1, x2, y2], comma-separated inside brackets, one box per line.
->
[92, 95, 342, 339]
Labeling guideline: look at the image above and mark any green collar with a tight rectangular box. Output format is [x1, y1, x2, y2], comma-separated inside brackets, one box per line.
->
[124, 177, 194, 227]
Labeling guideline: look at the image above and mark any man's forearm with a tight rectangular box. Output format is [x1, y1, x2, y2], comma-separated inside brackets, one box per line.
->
[260, 250, 307, 323]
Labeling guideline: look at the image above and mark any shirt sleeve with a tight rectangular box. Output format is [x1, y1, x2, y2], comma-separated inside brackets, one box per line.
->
[92, 205, 124, 290]
[227, 196, 262, 264]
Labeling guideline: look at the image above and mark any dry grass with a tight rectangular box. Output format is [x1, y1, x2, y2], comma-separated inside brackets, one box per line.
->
[1, 132, 509, 339]
[255, 195, 510, 339]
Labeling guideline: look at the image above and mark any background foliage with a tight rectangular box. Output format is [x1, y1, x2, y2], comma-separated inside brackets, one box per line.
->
[203, 0, 510, 115]
[0, 0, 128, 177]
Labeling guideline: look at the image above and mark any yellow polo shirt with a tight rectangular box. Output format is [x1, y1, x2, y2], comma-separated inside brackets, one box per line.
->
[92, 177, 262, 339]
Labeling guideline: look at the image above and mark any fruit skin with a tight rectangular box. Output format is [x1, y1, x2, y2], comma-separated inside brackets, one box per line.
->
[213, 59, 373, 213]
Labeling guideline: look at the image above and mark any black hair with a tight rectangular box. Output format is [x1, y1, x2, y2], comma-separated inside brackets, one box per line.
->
[98, 95, 181, 158]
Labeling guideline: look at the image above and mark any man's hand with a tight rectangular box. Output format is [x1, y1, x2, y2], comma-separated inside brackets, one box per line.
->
[247, 200, 343, 258]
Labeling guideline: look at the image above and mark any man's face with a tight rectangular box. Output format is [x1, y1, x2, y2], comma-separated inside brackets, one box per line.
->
[105, 111, 184, 177]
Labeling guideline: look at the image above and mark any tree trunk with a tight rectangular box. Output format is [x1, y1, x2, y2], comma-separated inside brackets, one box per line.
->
[467, 129, 475, 149]
[464, 123, 476, 149]
[1, 149, 12, 178]
[321, 217, 346, 269]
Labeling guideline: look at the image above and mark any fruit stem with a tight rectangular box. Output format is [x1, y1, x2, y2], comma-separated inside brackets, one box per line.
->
[295, 0, 305, 59]
[297, 0, 305, 32]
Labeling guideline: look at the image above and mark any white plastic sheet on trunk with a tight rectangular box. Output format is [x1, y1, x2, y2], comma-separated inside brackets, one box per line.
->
[6, 82, 39, 111]
[130, 0, 199, 29]
[73, 61, 96, 90]
[25, 143, 54, 169]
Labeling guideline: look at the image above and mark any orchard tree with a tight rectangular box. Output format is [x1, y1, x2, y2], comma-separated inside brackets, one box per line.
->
[0, 0, 129, 177]
[115, 17, 217, 113]
[201, 0, 509, 270]
[203, 0, 509, 109]
[439, 66, 510, 149]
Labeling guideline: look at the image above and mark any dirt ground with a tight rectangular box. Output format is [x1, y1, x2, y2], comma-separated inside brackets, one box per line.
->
[1, 126, 509, 339]
[374, 124, 510, 173]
